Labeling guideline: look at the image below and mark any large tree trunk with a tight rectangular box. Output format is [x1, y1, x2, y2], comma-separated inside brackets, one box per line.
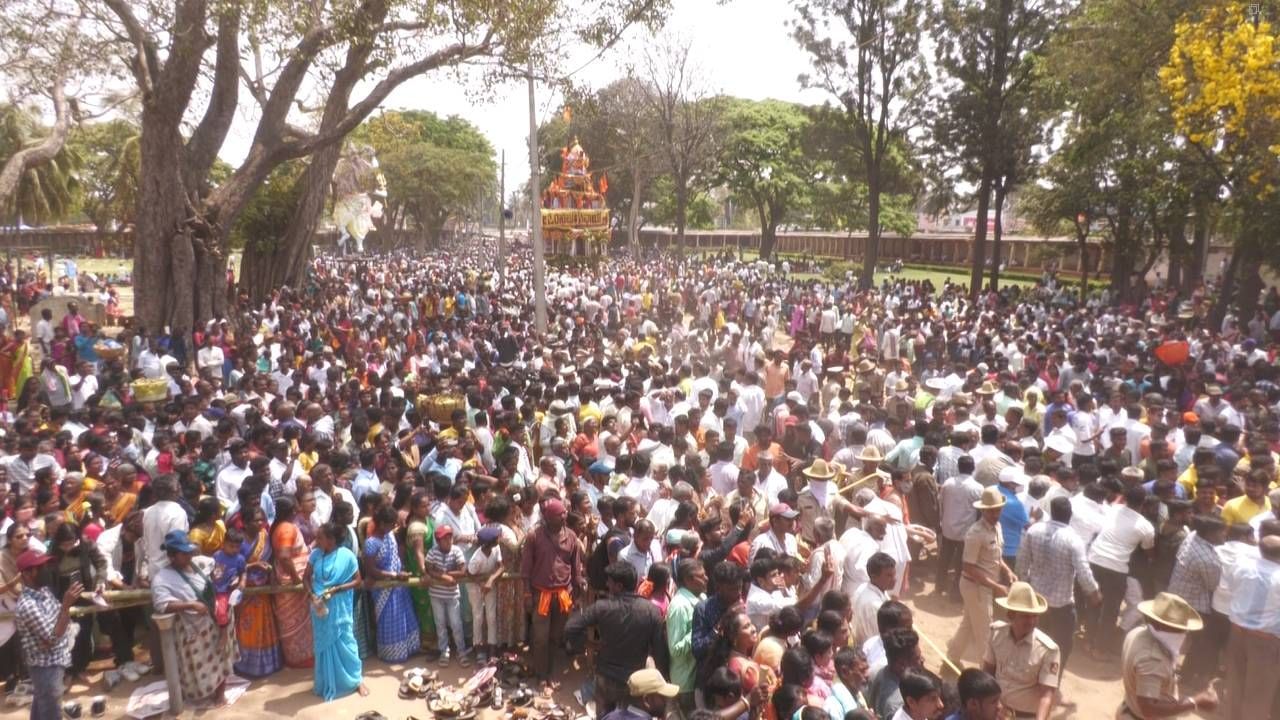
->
[1077, 230, 1089, 303]
[859, 173, 881, 289]
[967, 175, 993, 300]
[133, 106, 212, 335]
[628, 165, 646, 251]
[1184, 205, 1209, 291]
[1110, 230, 1136, 304]
[1211, 246, 1245, 330]
[989, 181, 1006, 291]
[674, 178, 688, 254]
[240, 149, 342, 303]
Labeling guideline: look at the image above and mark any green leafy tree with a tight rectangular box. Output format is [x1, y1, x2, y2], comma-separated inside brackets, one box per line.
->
[1034, 0, 1215, 305]
[647, 175, 715, 230]
[0, 104, 80, 225]
[357, 110, 496, 250]
[68, 119, 140, 230]
[793, 0, 927, 287]
[232, 160, 309, 251]
[806, 105, 919, 237]
[928, 0, 1068, 296]
[714, 99, 814, 258]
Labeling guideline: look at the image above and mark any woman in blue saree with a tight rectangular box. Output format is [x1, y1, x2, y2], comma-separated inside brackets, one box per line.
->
[304, 522, 368, 701]
[362, 505, 419, 663]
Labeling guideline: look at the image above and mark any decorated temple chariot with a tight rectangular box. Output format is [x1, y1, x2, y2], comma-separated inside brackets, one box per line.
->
[541, 136, 610, 257]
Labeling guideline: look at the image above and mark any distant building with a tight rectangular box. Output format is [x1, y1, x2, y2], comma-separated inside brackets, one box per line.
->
[916, 192, 1026, 234]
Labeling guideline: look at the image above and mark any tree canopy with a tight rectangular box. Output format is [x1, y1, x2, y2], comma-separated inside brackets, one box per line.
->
[355, 110, 497, 248]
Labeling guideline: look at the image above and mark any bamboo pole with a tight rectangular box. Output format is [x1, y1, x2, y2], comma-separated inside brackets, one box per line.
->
[1, 574, 527, 619]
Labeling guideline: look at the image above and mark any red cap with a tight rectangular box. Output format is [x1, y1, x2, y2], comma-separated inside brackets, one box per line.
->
[16, 550, 52, 572]
[433, 525, 454, 541]
[543, 498, 567, 518]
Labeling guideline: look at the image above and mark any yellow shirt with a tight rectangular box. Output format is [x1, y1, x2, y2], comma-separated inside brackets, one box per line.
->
[1221, 495, 1270, 527]
[297, 451, 319, 473]
[189, 520, 227, 556]
[1176, 466, 1199, 499]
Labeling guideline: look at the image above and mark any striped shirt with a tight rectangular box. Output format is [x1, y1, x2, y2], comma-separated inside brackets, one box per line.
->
[1016, 520, 1098, 608]
[426, 544, 467, 600]
[1167, 533, 1221, 613]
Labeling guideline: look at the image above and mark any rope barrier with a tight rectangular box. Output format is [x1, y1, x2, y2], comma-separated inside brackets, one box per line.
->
[0, 573, 527, 619]
[918, 626, 964, 676]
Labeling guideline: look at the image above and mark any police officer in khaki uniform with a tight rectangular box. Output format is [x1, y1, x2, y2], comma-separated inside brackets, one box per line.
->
[1118, 592, 1219, 719]
[946, 485, 1013, 664]
[982, 582, 1059, 720]
[796, 458, 861, 546]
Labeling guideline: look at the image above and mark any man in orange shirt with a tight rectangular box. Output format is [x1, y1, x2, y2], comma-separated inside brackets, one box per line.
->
[741, 425, 788, 476]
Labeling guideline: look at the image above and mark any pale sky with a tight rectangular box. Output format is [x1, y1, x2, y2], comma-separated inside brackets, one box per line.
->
[222, 0, 829, 196]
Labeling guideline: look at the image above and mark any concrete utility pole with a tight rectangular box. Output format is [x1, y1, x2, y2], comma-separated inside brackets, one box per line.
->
[497, 149, 506, 287]
[527, 59, 548, 335]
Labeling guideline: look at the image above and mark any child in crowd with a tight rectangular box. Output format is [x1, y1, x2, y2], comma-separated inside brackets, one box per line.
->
[427, 524, 470, 667]
[466, 526, 504, 662]
[211, 527, 247, 627]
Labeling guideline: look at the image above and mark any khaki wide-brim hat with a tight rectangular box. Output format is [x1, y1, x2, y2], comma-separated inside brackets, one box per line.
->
[1138, 592, 1204, 631]
[977, 380, 999, 395]
[973, 486, 1007, 510]
[857, 446, 884, 464]
[995, 581, 1049, 614]
[857, 359, 876, 373]
[803, 458, 837, 480]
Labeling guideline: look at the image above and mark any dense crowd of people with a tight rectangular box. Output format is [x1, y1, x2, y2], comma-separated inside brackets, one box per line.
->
[1, 239, 1280, 720]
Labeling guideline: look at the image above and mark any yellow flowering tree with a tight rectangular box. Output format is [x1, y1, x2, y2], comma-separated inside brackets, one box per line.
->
[1160, 2, 1280, 320]
[1161, 3, 1280, 192]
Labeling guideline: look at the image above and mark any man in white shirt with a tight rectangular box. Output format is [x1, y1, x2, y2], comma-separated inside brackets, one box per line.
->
[745, 558, 792, 630]
[737, 372, 767, 437]
[215, 441, 252, 506]
[70, 360, 99, 410]
[1085, 485, 1154, 656]
[707, 443, 740, 497]
[1069, 482, 1108, 547]
[840, 518, 886, 598]
[139, 476, 189, 582]
[852, 552, 897, 646]
[618, 520, 661, 580]
[749, 503, 800, 562]
[7, 438, 61, 494]
[937, 456, 983, 599]
[196, 335, 225, 380]
[622, 458, 661, 509]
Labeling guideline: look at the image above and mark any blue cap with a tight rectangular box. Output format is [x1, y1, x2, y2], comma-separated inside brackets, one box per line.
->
[477, 527, 502, 544]
[588, 461, 613, 475]
[162, 529, 197, 554]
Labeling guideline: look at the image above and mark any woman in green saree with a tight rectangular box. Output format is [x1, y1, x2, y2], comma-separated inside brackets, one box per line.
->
[404, 490, 437, 653]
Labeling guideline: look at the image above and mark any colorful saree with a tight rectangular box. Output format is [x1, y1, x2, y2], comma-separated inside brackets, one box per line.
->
[309, 546, 362, 701]
[404, 518, 436, 647]
[233, 527, 283, 677]
[363, 532, 418, 663]
[151, 565, 235, 705]
[272, 521, 315, 668]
